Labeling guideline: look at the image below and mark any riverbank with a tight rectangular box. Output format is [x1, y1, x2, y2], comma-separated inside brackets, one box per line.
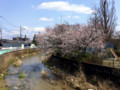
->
[43, 55, 119, 90]
[0, 49, 39, 90]
[3, 52, 74, 90]
[0, 50, 118, 90]
[42, 55, 97, 90]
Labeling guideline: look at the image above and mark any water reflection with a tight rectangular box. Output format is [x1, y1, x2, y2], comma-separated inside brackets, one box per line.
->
[5, 54, 74, 90]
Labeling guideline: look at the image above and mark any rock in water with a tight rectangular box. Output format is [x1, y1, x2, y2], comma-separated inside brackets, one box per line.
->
[14, 59, 22, 67]
[13, 86, 18, 90]
[50, 80, 57, 85]
[41, 69, 48, 78]
[17, 60, 22, 66]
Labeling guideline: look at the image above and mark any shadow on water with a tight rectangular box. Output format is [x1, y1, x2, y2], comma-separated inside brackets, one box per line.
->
[5, 54, 74, 90]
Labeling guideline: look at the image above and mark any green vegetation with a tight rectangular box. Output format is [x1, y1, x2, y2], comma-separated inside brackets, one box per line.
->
[61, 51, 100, 64]
[32, 40, 38, 46]
[9, 58, 18, 65]
[115, 49, 120, 57]
[32, 34, 38, 46]
[9, 58, 19, 68]
[19, 73, 25, 79]
[1, 87, 9, 90]
[0, 49, 39, 89]
[1, 72, 8, 80]
[106, 48, 113, 58]
[13, 64, 18, 67]
[75, 52, 98, 62]
[105, 48, 120, 58]
[54, 49, 101, 63]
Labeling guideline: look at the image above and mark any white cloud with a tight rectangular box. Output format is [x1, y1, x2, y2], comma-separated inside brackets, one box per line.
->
[73, 16, 80, 19]
[2, 26, 45, 40]
[33, 27, 45, 32]
[23, 26, 45, 32]
[116, 25, 120, 31]
[65, 15, 80, 19]
[23, 26, 45, 39]
[2, 29, 20, 39]
[38, 1, 95, 14]
[11, 31, 20, 35]
[65, 16, 71, 19]
[39, 17, 53, 21]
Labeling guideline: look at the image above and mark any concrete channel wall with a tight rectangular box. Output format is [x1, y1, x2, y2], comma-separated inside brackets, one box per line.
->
[81, 62, 120, 85]
[52, 56, 120, 85]
[0, 49, 39, 73]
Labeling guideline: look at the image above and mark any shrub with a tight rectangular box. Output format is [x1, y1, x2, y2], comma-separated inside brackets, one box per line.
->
[19, 73, 25, 79]
[115, 49, 120, 57]
[73, 52, 101, 64]
[106, 48, 113, 58]
[13, 64, 18, 67]
[1, 87, 9, 90]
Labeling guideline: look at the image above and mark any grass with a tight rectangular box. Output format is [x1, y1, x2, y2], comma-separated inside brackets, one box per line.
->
[1, 72, 9, 80]
[63, 52, 100, 63]
[19, 73, 25, 79]
[9, 58, 17, 65]
[13, 64, 18, 68]
[1, 87, 9, 90]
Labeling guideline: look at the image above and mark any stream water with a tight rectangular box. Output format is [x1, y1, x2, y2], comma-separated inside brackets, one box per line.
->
[5, 54, 74, 90]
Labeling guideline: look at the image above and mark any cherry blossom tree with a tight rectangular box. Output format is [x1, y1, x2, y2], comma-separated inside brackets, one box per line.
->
[36, 24, 105, 56]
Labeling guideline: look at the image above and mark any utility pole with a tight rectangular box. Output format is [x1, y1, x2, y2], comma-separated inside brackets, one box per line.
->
[20, 26, 25, 43]
[20, 26, 22, 39]
[20, 26, 23, 43]
[0, 28, 2, 40]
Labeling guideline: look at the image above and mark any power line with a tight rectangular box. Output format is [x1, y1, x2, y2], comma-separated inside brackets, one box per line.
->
[0, 23, 14, 31]
[0, 16, 28, 41]
[0, 16, 19, 28]
[0, 16, 27, 40]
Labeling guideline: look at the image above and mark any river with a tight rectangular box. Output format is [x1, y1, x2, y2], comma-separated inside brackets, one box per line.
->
[5, 53, 74, 90]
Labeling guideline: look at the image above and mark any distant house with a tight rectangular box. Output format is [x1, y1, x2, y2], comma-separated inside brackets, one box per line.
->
[2, 41, 31, 47]
[13, 37, 20, 41]
[104, 44, 114, 49]
[13, 35, 30, 42]
[1, 35, 31, 48]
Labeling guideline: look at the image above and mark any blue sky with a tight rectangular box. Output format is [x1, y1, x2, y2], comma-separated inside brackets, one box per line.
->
[0, 0, 120, 39]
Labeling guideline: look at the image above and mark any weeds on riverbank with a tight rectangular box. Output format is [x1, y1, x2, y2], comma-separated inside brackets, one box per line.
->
[0, 49, 39, 89]
[19, 73, 25, 79]
[1, 87, 9, 90]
